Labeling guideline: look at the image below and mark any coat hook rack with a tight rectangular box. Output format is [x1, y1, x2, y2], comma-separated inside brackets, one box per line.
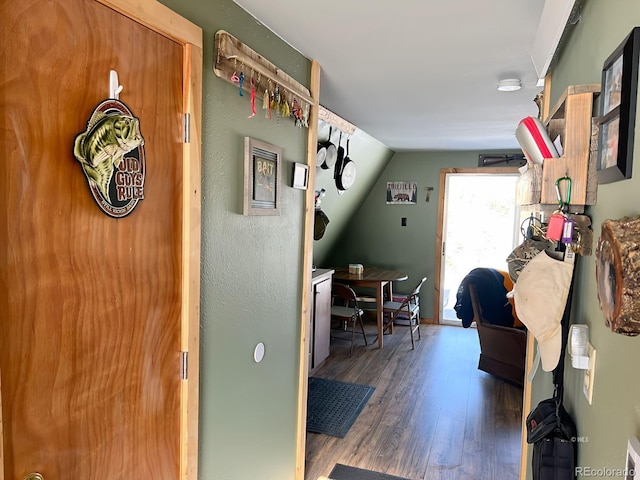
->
[213, 30, 315, 107]
[318, 105, 356, 136]
[109, 70, 123, 100]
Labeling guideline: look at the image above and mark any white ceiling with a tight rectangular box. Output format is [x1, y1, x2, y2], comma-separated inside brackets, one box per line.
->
[233, 0, 554, 152]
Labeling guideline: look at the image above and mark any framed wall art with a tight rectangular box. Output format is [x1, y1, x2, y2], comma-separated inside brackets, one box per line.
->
[597, 26, 640, 184]
[386, 181, 418, 204]
[243, 137, 281, 215]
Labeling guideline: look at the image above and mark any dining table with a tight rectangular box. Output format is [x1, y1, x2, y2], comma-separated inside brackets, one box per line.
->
[332, 266, 408, 348]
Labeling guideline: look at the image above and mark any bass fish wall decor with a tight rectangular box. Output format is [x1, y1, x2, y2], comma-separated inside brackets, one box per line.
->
[73, 99, 145, 218]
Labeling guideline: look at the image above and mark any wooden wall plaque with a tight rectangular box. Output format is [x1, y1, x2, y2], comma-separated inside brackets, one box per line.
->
[596, 215, 640, 335]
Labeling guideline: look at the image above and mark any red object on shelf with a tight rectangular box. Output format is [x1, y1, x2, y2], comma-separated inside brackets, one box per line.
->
[516, 116, 559, 165]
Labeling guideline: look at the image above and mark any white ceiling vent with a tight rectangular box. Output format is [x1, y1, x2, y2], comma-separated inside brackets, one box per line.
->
[530, 0, 580, 82]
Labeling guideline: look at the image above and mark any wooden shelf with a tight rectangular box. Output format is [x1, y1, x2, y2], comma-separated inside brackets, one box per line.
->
[213, 30, 315, 106]
[318, 105, 356, 135]
[517, 84, 600, 210]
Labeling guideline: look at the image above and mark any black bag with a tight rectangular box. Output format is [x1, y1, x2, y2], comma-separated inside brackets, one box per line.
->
[526, 274, 577, 480]
[527, 397, 577, 480]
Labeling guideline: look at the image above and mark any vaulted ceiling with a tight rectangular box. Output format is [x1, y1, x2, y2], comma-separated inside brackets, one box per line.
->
[233, 0, 578, 152]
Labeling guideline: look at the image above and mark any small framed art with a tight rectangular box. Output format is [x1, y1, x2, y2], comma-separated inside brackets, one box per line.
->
[243, 137, 281, 215]
[597, 27, 640, 184]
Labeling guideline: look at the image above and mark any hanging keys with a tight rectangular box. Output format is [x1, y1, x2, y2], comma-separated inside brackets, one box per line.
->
[561, 216, 575, 244]
[547, 212, 566, 241]
[546, 176, 573, 243]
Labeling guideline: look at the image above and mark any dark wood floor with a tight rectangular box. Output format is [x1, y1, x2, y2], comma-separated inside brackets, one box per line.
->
[305, 322, 523, 480]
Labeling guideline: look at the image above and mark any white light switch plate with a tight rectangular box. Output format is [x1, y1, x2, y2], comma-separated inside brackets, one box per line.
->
[583, 343, 596, 404]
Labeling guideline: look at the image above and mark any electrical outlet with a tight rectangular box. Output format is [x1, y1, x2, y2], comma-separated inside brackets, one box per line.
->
[583, 343, 596, 405]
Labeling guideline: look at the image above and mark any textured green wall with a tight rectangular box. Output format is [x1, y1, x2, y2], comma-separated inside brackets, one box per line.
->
[526, 1, 640, 477]
[158, 1, 308, 478]
[312, 123, 394, 266]
[324, 151, 484, 317]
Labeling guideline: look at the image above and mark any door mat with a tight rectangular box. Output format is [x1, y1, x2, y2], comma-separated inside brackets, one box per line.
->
[328, 463, 411, 480]
[306, 377, 375, 438]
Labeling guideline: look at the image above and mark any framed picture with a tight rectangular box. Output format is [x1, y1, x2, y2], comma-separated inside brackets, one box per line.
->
[597, 27, 640, 184]
[243, 137, 281, 215]
[291, 162, 309, 190]
[386, 181, 418, 204]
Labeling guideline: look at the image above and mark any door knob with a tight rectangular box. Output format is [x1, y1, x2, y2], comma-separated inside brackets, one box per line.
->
[22, 474, 44, 480]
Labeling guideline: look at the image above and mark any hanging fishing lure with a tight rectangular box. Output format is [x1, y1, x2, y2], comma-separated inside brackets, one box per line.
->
[248, 77, 256, 118]
[238, 71, 245, 96]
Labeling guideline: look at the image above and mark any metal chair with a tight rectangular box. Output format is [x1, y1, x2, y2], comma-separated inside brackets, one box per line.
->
[382, 277, 427, 350]
[330, 283, 369, 356]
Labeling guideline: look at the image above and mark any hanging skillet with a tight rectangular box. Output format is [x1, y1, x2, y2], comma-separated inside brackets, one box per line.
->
[316, 126, 337, 170]
[333, 132, 344, 180]
[335, 137, 356, 191]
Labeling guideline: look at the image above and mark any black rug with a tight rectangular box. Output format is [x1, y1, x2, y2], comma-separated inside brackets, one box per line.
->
[328, 463, 411, 480]
[306, 377, 375, 438]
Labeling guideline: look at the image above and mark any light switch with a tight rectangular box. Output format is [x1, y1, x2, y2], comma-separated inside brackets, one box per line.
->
[583, 343, 596, 404]
[401, 217, 407, 226]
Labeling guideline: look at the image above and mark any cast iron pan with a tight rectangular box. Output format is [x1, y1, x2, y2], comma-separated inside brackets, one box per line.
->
[317, 126, 337, 169]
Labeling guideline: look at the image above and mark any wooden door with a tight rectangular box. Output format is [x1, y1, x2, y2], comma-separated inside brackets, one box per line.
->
[0, 1, 202, 479]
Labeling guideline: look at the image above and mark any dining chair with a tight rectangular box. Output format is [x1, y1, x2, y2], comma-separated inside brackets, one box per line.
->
[330, 282, 369, 356]
[382, 276, 427, 350]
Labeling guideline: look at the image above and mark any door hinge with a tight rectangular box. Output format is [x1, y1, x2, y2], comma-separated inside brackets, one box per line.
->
[183, 113, 191, 144]
[180, 351, 188, 380]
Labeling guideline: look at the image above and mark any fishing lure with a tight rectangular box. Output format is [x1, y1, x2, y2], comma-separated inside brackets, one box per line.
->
[238, 71, 245, 96]
[248, 78, 256, 118]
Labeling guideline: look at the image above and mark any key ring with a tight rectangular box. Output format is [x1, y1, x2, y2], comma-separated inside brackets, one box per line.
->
[555, 176, 571, 213]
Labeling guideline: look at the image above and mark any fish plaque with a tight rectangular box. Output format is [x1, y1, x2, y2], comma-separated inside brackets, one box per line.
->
[73, 99, 145, 218]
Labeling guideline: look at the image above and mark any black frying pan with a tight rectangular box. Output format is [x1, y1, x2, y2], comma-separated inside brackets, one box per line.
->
[317, 127, 337, 169]
[333, 132, 344, 179]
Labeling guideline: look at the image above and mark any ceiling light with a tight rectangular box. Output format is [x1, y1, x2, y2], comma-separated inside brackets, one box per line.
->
[497, 79, 522, 92]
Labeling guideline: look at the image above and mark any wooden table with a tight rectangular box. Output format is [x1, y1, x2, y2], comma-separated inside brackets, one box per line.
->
[332, 267, 408, 348]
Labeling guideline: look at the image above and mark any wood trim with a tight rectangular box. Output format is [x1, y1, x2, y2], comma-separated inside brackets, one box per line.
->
[541, 71, 553, 122]
[519, 333, 535, 480]
[318, 105, 356, 135]
[92, 2, 202, 480]
[296, 59, 321, 480]
[433, 167, 520, 325]
[180, 42, 203, 480]
[95, 0, 202, 47]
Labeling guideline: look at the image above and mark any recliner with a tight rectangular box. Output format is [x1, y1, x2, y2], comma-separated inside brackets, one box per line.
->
[460, 268, 527, 387]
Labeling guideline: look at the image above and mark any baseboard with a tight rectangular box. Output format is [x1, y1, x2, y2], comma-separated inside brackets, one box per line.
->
[420, 318, 436, 324]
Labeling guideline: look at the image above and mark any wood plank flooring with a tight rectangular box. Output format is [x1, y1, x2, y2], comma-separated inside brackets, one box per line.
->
[305, 323, 523, 480]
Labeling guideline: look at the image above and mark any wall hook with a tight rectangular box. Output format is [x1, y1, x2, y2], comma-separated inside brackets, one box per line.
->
[109, 70, 123, 100]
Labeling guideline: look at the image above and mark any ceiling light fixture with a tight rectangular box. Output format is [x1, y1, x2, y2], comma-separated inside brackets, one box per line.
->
[497, 78, 522, 92]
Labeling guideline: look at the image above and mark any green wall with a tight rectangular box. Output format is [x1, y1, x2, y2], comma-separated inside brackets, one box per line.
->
[526, 1, 640, 477]
[312, 123, 394, 266]
[148, 0, 640, 477]
[159, 1, 308, 478]
[154, 1, 395, 478]
[324, 151, 482, 318]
